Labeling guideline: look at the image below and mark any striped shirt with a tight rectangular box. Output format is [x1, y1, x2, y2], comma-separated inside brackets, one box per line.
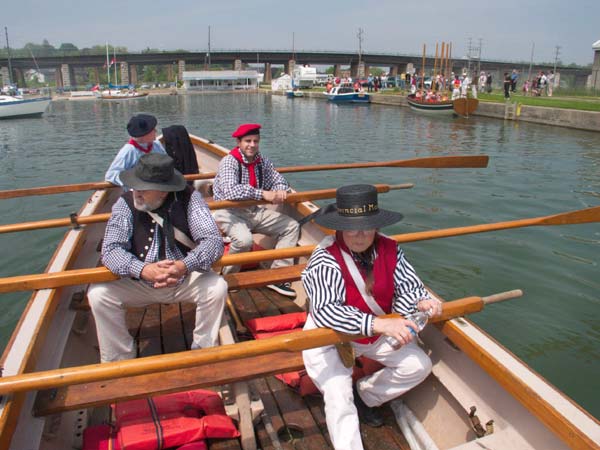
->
[101, 190, 224, 284]
[212, 151, 289, 201]
[302, 241, 430, 337]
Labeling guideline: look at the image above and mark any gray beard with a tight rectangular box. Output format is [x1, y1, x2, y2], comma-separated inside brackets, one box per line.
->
[133, 196, 164, 212]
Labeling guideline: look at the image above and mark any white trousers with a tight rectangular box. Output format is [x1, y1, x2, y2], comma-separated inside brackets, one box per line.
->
[213, 206, 299, 274]
[302, 318, 432, 450]
[88, 271, 227, 362]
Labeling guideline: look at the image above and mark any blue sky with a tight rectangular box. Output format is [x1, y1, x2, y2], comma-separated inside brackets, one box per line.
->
[4, 0, 599, 65]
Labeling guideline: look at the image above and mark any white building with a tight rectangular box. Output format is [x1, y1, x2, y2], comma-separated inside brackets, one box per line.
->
[592, 40, 600, 90]
[292, 66, 317, 88]
[182, 70, 259, 91]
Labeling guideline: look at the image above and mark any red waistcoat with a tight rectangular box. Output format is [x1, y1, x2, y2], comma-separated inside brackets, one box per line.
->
[326, 234, 397, 344]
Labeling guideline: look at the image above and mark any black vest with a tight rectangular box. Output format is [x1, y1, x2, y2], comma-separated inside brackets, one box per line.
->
[123, 186, 194, 262]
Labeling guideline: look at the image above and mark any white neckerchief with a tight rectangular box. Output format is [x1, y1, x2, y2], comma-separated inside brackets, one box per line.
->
[339, 245, 385, 316]
[146, 211, 196, 249]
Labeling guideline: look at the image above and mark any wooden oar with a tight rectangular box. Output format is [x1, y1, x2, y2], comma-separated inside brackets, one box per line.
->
[0, 155, 488, 200]
[0, 183, 413, 234]
[0, 183, 414, 234]
[0, 290, 521, 395]
[0, 206, 597, 294]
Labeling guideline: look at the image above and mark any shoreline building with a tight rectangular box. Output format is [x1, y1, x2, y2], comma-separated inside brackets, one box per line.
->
[182, 70, 260, 91]
[592, 40, 600, 91]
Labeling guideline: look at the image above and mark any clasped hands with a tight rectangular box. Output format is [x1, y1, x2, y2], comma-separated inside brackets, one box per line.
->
[141, 259, 188, 288]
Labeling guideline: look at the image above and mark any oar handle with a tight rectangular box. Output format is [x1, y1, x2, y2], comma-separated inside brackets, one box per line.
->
[482, 289, 523, 304]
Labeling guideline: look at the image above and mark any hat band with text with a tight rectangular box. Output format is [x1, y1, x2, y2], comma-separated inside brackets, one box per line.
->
[337, 203, 379, 217]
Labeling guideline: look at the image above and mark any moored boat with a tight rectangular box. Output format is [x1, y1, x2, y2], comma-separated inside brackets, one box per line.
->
[98, 90, 149, 100]
[324, 84, 371, 103]
[285, 89, 304, 98]
[407, 93, 480, 117]
[0, 95, 51, 119]
[407, 93, 454, 114]
[0, 136, 598, 450]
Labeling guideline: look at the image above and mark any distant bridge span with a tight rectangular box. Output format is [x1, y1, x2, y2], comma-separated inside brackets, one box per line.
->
[0, 50, 591, 87]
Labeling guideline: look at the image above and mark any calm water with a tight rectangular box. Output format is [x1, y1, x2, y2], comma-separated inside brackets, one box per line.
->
[1, 94, 599, 418]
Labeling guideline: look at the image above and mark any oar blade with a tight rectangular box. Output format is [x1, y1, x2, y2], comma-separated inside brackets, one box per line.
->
[390, 155, 489, 168]
[541, 205, 600, 226]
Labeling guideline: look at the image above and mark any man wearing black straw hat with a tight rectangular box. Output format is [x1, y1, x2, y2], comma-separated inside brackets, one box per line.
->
[88, 153, 227, 363]
[301, 184, 442, 449]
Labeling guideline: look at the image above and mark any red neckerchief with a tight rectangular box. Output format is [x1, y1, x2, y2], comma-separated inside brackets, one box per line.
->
[327, 232, 397, 344]
[128, 138, 153, 154]
[230, 147, 261, 188]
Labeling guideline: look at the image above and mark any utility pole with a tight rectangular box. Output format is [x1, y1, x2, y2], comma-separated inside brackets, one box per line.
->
[467, 37, 472, 73]
[553, 45, 561, 74]
[5, 27, 13, 85]
[357, 28, 364, 66]
[527, 42, 535, 82]
[207, 26, 211, 68]
[477, 37, 483, 75]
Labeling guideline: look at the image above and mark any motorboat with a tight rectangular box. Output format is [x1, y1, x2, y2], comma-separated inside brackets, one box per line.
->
[324, 84, 371, 103]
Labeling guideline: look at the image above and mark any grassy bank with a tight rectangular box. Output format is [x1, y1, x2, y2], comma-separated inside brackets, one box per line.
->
[477, 93, 600, 112]
[276, 85, 600, 112]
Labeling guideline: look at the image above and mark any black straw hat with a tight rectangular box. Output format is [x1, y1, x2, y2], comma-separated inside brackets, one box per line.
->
[314, 184, 403, 230]
[127, 114, 157, 137]
[120, 154, 186, 192]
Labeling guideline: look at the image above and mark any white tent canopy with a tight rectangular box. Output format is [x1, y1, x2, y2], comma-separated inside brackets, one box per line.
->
[271, 74, 292, 91]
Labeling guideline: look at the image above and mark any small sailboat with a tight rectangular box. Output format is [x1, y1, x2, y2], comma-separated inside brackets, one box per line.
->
[97, 44, 148, 100]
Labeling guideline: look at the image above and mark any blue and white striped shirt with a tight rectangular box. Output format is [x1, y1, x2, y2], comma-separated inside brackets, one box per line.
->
[302, 241, 430, 337]
[101, 190, 224, 284]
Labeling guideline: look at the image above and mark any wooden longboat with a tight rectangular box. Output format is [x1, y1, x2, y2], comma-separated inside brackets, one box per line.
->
[0, 135, 599, 450]
[407, 94, 479, 117]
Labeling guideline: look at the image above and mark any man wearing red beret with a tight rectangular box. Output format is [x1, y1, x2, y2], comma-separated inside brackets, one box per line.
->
[212, 124, 299, 298]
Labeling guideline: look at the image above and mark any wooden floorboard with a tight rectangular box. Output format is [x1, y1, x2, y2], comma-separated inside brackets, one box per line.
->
[252, 378, 295, 450]
[248, 288, 282, 318]
[265, 377, 329, 450]
[137, 303, 162, 357]
[161, 303, 188, 353]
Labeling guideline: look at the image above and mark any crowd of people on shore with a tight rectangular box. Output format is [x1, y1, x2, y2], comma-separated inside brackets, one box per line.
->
[87, 113, 443, 449]
[502, 69, 556, 99]
[323, 67, 558, 103]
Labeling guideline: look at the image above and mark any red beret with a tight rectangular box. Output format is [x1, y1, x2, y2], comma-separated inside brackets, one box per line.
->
[232, 123, 261, 138]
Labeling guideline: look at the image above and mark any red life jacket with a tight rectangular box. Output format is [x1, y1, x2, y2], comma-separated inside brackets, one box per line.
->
[246, 312, 383, 396]
[325, 234, 397, 344]
[83, 389, 239, 450]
